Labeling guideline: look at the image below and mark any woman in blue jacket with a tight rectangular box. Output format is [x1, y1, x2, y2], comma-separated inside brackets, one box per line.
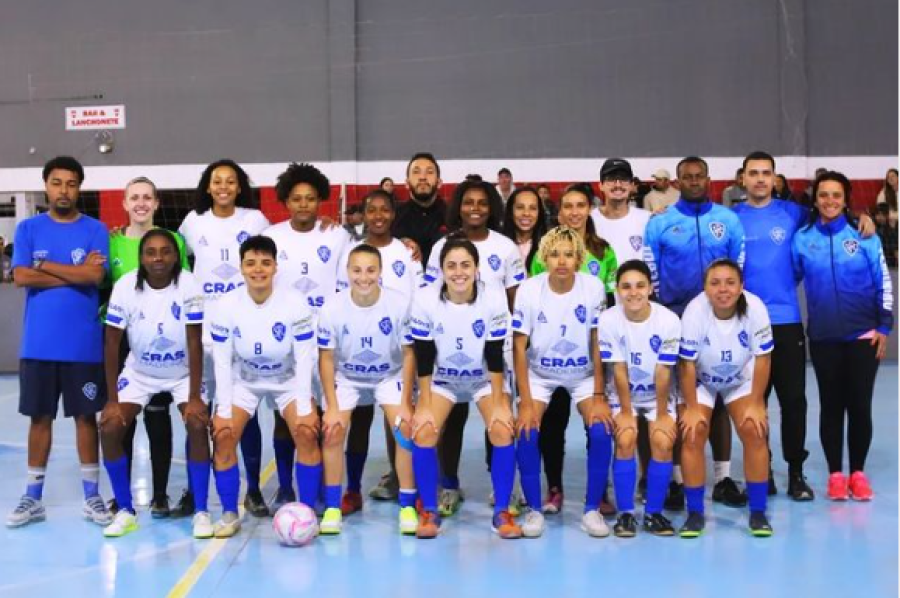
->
[792, 171, 893, 502]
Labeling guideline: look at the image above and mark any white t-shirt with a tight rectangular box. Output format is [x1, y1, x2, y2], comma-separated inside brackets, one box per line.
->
[106, 271, 204, 380]
[423, 230, 525, 292]
[512, 273, 604, 382]
[598, 302, 681, 405]
[264, 221, 352, 311]
[590, 207, 651, 264]
[209, 286, 315, 411]
[409, 283, 509, 387]
[178, 208, 270, 301]
[679, 290, 774, 391]
[336, 238, 422, 299]
[317, 288, 412, 384]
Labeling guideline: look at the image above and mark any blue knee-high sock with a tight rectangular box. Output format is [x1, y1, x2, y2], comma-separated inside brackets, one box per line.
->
[412, 444, 439, 512]
[747, 481, 768, 514]
[214, 465, 240, 514]
[240, 415, 262, 492]
[324, 484, 341, 510]
[184, 437, 193, 492]
[585, 424, 612, 512]
[188, 460, 211, 513]
[273, 437, 295, 491]
[345, 451, 367, 493]
[516, 430, 542, 510]
[685, 485, 705, 514]
[613, 458, 637, 513]
[295, 462, 322, 509]
[645, 459, 673, 515]
[399, 489, 417, 509]
[491, 444, 516, 517]
[104, 457, 133, 513]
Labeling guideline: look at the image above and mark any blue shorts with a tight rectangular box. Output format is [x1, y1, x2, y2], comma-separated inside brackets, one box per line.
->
[19, 359, 106, 418]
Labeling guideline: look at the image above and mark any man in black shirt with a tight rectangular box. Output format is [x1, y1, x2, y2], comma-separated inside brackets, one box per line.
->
[392, 152, 446, 264]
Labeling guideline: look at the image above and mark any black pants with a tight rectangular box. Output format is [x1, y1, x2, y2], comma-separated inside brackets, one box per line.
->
[439, 402, 469, 481]
[123, 394, 174, 497]
[539, 387, 572, 491]
[809, 339, 880, 473]
[764, 324, 810, 471]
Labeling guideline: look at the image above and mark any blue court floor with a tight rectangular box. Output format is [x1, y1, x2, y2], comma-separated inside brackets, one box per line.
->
[0, 365, 896, 598]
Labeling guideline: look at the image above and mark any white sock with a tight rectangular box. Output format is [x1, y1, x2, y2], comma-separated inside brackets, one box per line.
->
[713, 461, 730, 483]
[672, 465, 683, 484]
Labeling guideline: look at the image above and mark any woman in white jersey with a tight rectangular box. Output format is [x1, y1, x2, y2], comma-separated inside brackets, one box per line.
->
[209, 236, 318, 538]
[410, 233, 519, 539]
[337, 189, 422, 516]
[424, 180, 525, 517]
[598, 259, 680, 538]
[100, 229, 211, 538]
[513, 227, 610, 538]
[677, 259, 774, 538]
[319, 244, 417, 535]
[178, 160, 271, 517]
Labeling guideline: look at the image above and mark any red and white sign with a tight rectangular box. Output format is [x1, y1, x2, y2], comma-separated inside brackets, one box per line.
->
[65, 105, 126, 131]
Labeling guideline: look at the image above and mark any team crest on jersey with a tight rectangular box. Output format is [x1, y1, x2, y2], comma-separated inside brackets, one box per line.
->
[71, 248, 86, 265]
[843, 239, 860, 256]
[588, 261, 600, 276]
[537, 311, 548, 324]
[83, 382, 98, 401]
[236, 231, 250, 244]
[112, 257, 122, 268]
[379, 317, 393, 336]
[769, 227, 787, 245]
[472, 319, 485, 338]
[574, 305, 587, 324]
[630, 235, 643, 252]
[317, 246, 332, 263]
[709, 222, 726, 240]
[272, 322, 287, 342]
[488, 254, 501, 271]
[31, 250, 48, 267]
[171, 302, 181, 320]
[117, 378, 129, 392]
[738, 330, 749, 348]
[649, 335, 662, 353]
[199, 236, 209, 247]
[392, 260, 405, 278]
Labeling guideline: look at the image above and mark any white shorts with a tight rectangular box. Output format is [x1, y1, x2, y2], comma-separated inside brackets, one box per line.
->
[609, 397, 676, 422]
[526, 374, 595, 405]
[694, 377, 754, 409]
[117, 367, 208, 407]
[335, 373, 403, 411]
[220, 384, 316, 419]
[431, 378, 510, 404]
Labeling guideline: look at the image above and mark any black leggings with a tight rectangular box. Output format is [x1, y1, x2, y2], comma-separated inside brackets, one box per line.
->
[764, 324, 809, 470]
[539, 387, 572, 491]
[809, 340, 880, 473]
[122, 393, 174, 497]
[439, 402, 469, 481]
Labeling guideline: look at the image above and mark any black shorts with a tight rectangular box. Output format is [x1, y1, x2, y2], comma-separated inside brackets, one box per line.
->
[19, 359, 107, 418]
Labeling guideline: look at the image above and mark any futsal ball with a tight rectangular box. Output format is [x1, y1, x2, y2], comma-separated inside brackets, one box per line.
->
[273, 502, 319, 547]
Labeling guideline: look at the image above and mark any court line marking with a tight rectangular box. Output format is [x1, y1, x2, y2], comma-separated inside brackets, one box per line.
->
[166, 458, 276, 598]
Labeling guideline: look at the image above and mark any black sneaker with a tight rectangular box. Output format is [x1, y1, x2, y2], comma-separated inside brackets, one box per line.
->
[613, 513, 638, 538]
[749, 511, 773, 537]
[678, 512, 705, 538]
[787, 472, 815, 502]
[768, 471, 778, 496]
[170, 489, 195, 519]
[712, 477, 748, 508]
[107, 498, 119, 516]
[664, 482, 685, 511]
[244, 489, 269, 517]
[150, 494, 171, 519]
[643, 513, 675, 536]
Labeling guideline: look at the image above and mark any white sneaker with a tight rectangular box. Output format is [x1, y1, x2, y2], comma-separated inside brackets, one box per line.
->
[581, 510, 610, 538]
[103, 510, 138, 537]
[192, 511, 214, 539]
[521, 509, 545, 538]
[7, 496, 46, 528]
[83, 495, 114, 526]
[213, 511, 241, 538]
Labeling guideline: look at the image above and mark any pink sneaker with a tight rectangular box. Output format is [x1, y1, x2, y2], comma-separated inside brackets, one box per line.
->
[542, 487, 563, 514]
[827, 472, 849, 501]
[848, 471, 873, 501]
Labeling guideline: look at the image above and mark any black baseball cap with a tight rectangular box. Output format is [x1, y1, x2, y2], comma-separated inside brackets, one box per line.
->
[600, 158, 633, 180]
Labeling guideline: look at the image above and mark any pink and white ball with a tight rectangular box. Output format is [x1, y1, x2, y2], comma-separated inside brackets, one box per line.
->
[273, 502, 319, 546]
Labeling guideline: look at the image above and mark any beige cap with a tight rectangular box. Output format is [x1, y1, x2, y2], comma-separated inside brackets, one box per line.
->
[652, 168, 671, 180]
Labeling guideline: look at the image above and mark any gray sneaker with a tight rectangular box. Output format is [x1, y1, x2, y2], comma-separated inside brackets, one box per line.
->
[214, 511, 241, 538]
[368, 472, 399, 501]
[581, 510, 611, 538]
[521, 509, 545, 538]
[7, 496, 46, 528]
[83, 495, 113, 526]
